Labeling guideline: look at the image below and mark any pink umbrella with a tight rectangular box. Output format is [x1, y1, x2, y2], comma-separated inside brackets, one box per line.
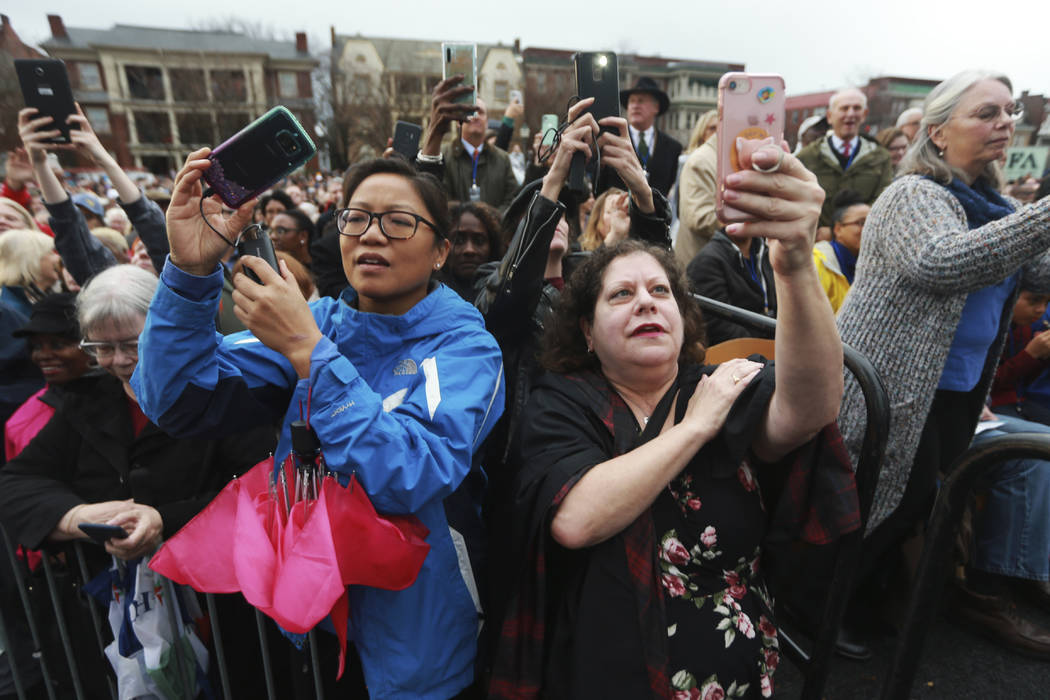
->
[150, 454, 430, 677]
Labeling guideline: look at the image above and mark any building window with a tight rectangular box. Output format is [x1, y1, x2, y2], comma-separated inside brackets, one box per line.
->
[395, 75, 419, 98]
[211, 70, 247, 102]
[278, 71, 299, 99]
[141, 155, 174, 175]
[134, 112, 172, 144]
[84, 106, 111, 134]
[170, 69, 207, 102]
[493, 81, 509, 103]
[217, 112, 252, 140]
[535, 73, 546, 93]
[125, 66, 165, 101]
[78, 63, 103, 91]
[176, 113, 214, 145]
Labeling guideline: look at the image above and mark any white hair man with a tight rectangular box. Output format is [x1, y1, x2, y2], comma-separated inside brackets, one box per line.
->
[797, 87, 894, 231]
[896, 107, 923, 142]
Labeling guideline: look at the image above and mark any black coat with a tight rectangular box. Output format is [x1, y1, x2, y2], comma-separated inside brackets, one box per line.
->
[599, 128, 683, 198]
[0, 374, 276, 550]
[687, 231, 777, 345]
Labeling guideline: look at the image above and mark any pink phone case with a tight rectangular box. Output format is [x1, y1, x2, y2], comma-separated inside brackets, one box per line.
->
[715, 73, 786, 222]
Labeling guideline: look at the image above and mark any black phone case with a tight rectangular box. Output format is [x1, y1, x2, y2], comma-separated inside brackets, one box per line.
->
[203, 106, 317, 209]
[15, 59, 77, 144]
[571, 52, 621, 191]
[238, 230, 280, 284]
[78, 523, 129, 544]
[392, 121, 422, 160]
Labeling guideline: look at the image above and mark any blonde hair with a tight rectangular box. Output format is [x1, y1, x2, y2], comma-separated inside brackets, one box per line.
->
[898, 70, 1011, 189]
[579, 188, 624, 251]
[0, 228, 55, 287]
[91, 227, 130, 262]
[0, 198, 40, 232]
[687, 110, 718, 153]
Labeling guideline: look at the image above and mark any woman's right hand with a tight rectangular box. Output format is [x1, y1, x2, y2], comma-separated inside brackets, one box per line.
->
[167, 148, 254, 275]
[682, 358, 763, 441]
[1026, 330, 1050, 360]
[419, 75, 476, 156]
[17, 108, 62, 164]
[541, 98, 598, 200]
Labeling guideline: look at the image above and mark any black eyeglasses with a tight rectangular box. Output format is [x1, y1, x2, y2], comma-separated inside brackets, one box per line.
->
[335, 208, 437, 240]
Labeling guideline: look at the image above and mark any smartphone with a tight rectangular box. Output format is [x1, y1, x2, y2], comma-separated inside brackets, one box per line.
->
[15, 59, 77, 144]
[509, 89, 523, 104]
[570, 51, 620, 191]
[237, 224, 280, 283]
[715, 73, 786, 222]
[79, 523, 129, 544]
[540, 114, 559, 147]
[391, 121, 422, 160]
[202, 106, 317, 209]
[442, 43, 477, 106]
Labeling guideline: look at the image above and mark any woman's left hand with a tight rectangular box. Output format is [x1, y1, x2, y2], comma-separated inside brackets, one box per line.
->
[598, 116, 655, 214]
[232, 257, 323, 378]
[721, 139, 824, 275]
[105, 503, 163, 560]
[603, 191, 631, 246]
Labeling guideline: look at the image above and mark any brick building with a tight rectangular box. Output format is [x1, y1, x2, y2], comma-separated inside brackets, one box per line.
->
[40, 14, 318, 174]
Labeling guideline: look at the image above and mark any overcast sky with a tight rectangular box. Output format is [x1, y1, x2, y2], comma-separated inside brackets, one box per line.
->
[8, 1, 1050, 98]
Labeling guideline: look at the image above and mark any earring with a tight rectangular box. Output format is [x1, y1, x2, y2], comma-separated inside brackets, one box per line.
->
[434, 263, 442, 270]
[938, 149, 944, 157]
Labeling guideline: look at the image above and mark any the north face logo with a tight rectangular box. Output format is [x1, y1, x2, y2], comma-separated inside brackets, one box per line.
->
[393, 359, 418, 376]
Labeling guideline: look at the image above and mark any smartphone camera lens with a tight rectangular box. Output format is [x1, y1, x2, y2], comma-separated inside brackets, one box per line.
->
[35, 66, 45, 77]
[728, 81, 737, 90]
[276, 131, 298, 154]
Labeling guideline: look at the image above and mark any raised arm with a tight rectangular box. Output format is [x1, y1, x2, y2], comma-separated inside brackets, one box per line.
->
[720, 141, 843, 461]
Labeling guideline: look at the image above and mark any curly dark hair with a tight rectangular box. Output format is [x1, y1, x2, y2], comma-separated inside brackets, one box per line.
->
[449, 200, 505, 260]
[340, 158, 451, 242]
[540, 240, 706, 373]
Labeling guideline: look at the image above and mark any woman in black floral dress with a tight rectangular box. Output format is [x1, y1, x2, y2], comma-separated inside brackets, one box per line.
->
[490, 138, 857, 700]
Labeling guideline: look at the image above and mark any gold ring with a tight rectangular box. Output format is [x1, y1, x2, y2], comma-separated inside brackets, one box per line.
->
[732, 374, 742, 384]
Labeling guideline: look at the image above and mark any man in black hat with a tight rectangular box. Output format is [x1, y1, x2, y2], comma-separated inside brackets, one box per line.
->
[600, 77, 683, 198]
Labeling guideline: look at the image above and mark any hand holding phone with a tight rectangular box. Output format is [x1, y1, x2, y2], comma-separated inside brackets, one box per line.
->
[391, 121, 423, 160]
[79, 523, 129, 545]
[571, 51, 620, 192]
[442, 43, 477, 108]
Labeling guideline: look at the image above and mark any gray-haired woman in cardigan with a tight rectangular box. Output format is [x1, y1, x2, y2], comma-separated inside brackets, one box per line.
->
[836, 70, 1050, 650]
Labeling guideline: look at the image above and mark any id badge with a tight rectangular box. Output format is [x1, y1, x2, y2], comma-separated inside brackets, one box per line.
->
[469, 184, 481, 202]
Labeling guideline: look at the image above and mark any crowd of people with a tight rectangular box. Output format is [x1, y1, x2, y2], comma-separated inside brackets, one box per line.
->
[0, 59, 1049, 700]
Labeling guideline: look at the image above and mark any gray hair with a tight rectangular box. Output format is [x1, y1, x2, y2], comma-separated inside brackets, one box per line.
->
[897, 70, 1012, 189]
[0, 228, 55, 287]
[829, 88, 867, 111]
[77, 264, 158, 337]
[895, 107, 922, 127]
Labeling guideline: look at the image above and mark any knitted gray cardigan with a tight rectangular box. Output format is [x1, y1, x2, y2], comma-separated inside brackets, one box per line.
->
[836, 175, 1050, 529]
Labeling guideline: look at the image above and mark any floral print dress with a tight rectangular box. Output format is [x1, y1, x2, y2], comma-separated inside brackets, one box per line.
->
[657, 460, 779, 699]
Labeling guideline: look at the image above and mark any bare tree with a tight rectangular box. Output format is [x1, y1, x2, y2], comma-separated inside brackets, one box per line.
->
[0, 57, 23, 152]
[315, 49, 394, 172]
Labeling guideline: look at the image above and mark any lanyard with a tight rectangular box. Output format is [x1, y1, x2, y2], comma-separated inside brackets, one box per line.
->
[740, 242, 770, 315]
[635, 132, 650, 167]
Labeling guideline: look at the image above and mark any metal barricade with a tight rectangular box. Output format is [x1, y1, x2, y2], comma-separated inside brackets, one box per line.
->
[0, 525, 331, 699]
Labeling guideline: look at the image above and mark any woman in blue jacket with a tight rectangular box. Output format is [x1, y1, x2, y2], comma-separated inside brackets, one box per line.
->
[131, 156, 505, 699]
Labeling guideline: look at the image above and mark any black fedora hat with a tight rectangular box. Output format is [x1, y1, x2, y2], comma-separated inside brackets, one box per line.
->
[619, 77, 671, 116]
[12, 292, 80, 339]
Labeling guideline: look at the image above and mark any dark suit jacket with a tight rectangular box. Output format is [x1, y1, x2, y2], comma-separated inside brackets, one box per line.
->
[598, 128, 683, 198]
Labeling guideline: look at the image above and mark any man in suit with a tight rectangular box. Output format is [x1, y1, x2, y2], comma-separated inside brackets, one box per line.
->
[600, 77, 682, 198]
[797, 88, 893, 236]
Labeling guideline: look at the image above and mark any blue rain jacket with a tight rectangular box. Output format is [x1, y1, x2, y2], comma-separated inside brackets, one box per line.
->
[131, 260, 505, 699]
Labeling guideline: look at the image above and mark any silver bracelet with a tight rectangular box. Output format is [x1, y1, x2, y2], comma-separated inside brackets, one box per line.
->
[415, 150, 443, 164]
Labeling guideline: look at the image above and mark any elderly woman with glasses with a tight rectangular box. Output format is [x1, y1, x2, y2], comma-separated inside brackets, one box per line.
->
[0, 265, 273, 562]
[131, 154, 504, 698]
[836, 71, 1050, 651]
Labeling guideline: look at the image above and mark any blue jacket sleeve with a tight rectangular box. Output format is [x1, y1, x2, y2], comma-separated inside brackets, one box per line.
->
[305, 329, 505, 514]
[131, 258, 298, 438]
